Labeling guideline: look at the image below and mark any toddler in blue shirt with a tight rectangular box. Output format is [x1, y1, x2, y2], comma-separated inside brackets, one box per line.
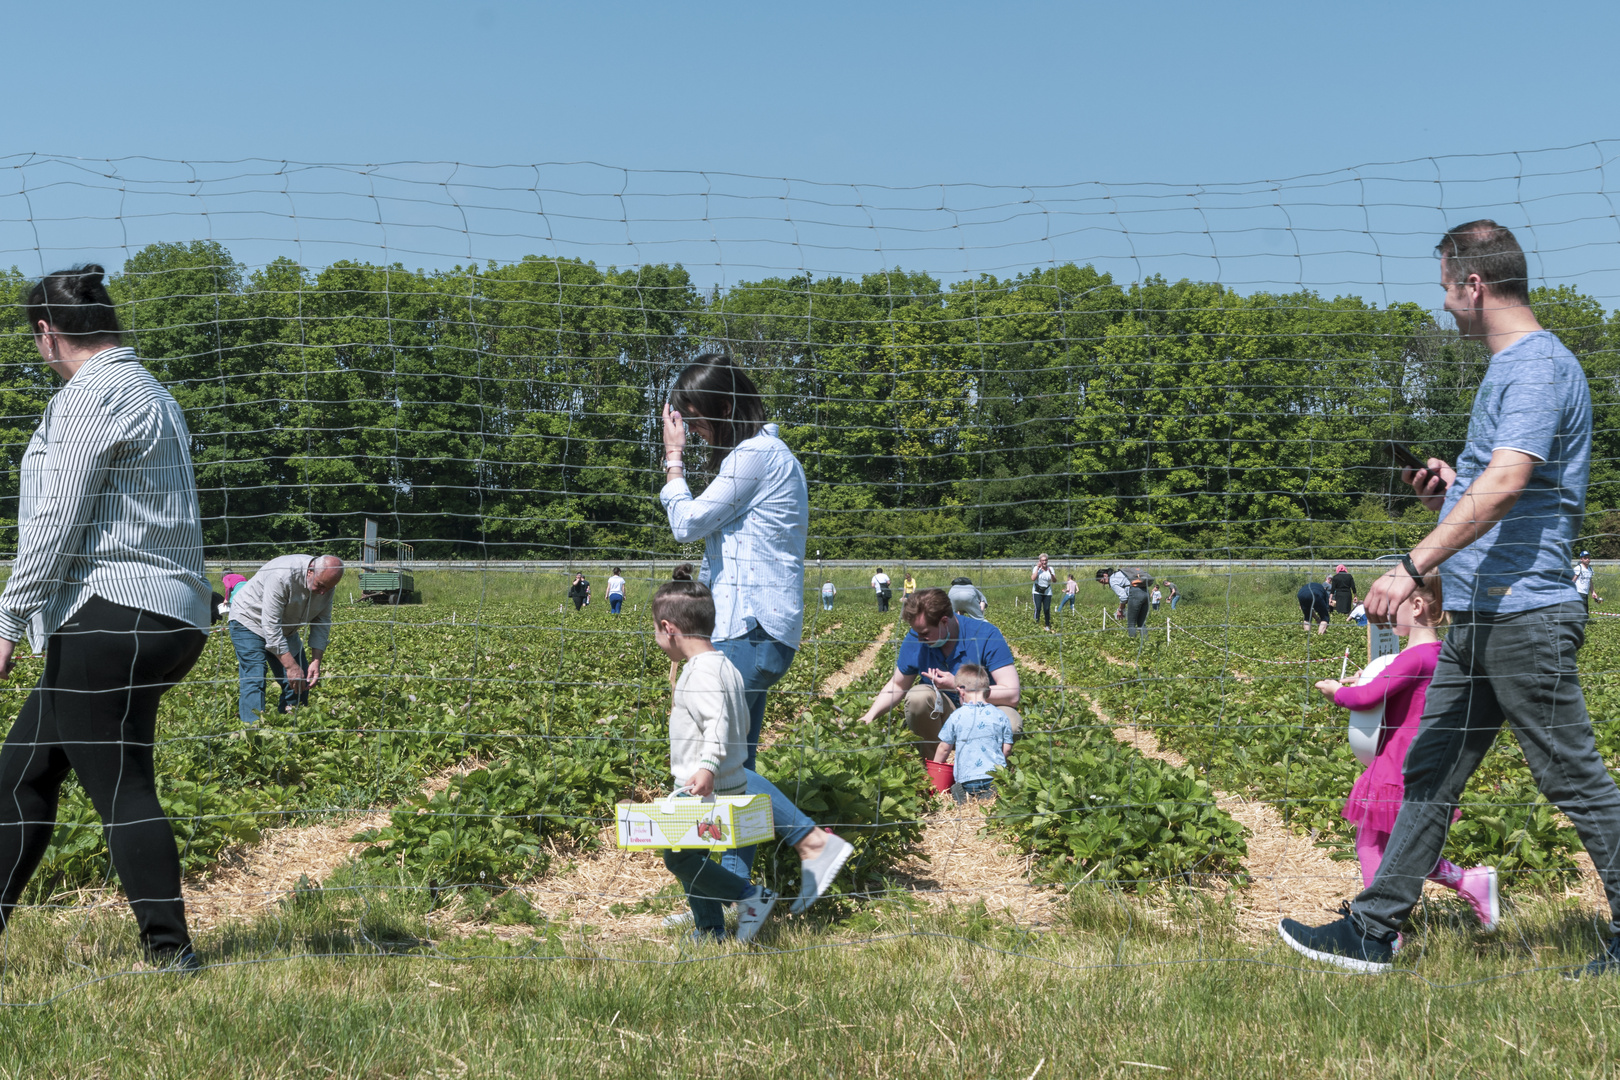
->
[931, 664, 1013, 798]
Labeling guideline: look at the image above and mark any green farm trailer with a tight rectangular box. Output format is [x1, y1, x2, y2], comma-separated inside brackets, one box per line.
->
[359, 568, 416, 605]
[359, 519, 418, 604]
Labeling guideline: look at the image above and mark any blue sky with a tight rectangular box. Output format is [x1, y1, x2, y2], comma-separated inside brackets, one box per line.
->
[3, 1, 1619, 307]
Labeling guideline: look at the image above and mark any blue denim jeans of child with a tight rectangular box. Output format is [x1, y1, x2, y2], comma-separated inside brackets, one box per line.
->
[663, 844, 755, 939]
[229, 620, 308, 724]
[609, 594, 623, 614]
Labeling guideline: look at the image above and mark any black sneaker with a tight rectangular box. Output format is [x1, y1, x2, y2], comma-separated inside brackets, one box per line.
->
[143, 946, 204, 974]
[1278, 916, 1395, 973]
[1566, 936, 1620, 980]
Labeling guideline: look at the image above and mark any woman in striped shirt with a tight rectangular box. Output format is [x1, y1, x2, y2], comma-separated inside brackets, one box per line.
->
[0, 266, 211, 971]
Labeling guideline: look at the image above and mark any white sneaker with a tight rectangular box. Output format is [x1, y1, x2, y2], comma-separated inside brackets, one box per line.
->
[734, 887, 778, 943]
[663, 905, 736, 930]
[789, 832, 854, 914]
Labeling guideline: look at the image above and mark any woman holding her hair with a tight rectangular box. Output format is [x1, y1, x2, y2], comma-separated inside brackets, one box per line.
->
[660, 354, 852, 905]
[0, 266, 212, 969]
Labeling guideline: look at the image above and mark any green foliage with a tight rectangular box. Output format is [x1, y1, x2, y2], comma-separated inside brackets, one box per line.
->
[754, 705, 932, 898]
[29, 240, 1620, 559]
[354, 737, 636, 888]
[991, 723, 1248, 888]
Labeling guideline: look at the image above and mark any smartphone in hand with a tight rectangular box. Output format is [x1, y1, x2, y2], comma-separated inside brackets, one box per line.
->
[1388, 441, 1423, 472]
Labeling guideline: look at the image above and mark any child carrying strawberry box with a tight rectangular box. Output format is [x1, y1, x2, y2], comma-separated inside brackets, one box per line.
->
[652, 579, 852, 943]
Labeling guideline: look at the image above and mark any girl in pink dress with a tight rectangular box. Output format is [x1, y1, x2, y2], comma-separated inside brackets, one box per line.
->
[1313, 577, 1500, 930]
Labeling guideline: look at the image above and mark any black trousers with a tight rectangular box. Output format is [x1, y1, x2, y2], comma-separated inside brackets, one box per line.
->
[1032, 591, 1052, 627]
[0, 596, 206, 955]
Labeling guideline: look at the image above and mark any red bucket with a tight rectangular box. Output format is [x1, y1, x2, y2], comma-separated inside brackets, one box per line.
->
[924, 760, 954, 793]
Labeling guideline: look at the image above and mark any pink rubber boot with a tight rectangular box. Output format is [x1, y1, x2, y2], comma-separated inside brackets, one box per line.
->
[1456, 866, 1500, 931]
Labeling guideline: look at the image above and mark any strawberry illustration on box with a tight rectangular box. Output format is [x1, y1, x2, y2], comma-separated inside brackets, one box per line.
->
[615, 792, 774, 851]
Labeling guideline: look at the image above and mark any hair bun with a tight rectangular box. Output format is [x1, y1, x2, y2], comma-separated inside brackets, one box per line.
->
[74, 265, 106, 297]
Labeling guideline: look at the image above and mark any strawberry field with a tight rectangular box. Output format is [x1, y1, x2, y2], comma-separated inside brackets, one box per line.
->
[12, 565, 1620, 935]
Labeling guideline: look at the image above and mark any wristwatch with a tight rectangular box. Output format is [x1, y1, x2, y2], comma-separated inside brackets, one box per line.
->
[1400, 554, 1425, 588]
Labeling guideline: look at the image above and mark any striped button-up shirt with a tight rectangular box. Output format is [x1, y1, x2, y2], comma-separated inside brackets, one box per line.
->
[0, 346, 210, 649]
[661, 423, 808, 649]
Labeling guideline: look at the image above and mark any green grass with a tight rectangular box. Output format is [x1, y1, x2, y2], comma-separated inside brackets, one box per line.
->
[2, 890, 1619, 1078]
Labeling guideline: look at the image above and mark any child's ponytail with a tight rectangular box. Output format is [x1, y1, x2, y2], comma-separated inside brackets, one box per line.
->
[1411, 574, 1449, 628]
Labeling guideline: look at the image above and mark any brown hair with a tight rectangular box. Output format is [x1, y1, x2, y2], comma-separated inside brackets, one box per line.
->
[956, 663, 990, 694]
[26, 264, 123, 346]
[902, 587, 953, 625]
[668, 353, 768, 471]
[652, 580, 715, 636]
[1435, 219, 1530, 304]
[671, 562, 695, 582]
[1410, 574, 1449, 628]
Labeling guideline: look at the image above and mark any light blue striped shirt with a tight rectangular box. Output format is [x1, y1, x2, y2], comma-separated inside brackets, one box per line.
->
[661, 423, 807, 649]
[0, 346, 210, 649]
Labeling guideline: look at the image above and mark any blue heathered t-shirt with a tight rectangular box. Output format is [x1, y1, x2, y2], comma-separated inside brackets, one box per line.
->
[1438, 330, 1590, 613]
[937, 701, 1013, 784]
[895, 615, 1015, 707]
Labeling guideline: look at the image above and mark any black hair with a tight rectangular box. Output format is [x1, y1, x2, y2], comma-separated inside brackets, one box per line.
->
[25, 265, 123, 346]
[1436, 219, 1530, 304]
[951, 577, 973, 587]
[611, 566, 621, 575]
[652, 580, 716, 636]
[671, 562, 695, 582]
[668, 353, 768, 471]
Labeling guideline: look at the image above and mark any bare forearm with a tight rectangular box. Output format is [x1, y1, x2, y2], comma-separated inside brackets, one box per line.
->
[1410, 470, 1529, 574]
[860, 679, 908, 723]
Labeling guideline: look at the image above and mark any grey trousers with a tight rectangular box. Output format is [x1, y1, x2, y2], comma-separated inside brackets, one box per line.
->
[1350, 601, 1620, 939]
[1125, 586, 1151, 638]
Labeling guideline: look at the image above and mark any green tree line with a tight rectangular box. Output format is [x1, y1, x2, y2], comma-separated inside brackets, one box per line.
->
[1, 240, 1617, 561]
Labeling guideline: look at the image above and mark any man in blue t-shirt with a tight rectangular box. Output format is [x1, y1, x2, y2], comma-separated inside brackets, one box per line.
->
[855, 587, 1023, 761]
[1281, 220, 1620, 979]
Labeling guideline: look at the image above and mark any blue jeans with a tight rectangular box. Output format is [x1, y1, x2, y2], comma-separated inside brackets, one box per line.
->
[1056, 593, 1075, 613]
[663, 845, 755, 939]
[961, 778, 995, 797]
[714, 625, 796, 772]
[714, 627, 800, 880]
[229, 620, 307, 724]
[666, 774, 815, 929]
[1350, 602, 1620, 940]
[821, 596, 834, 610]
[727, 768, 817, 877]
[1170, 595, 1179, 610]
[609, 594, 623, 615]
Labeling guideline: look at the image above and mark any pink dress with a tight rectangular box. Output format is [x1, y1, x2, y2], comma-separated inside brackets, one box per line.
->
[1334, 641, 1444, 833]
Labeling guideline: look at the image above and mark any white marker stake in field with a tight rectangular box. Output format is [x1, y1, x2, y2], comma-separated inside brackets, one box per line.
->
[1369, 622, 1400, 663]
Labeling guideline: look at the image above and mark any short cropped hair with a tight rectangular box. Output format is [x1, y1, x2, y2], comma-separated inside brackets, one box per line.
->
[902, 587, 953, 624]
[652, 580, 715, 636]
[1436, 219, 1530, 303]
[955, 663, 990, 694]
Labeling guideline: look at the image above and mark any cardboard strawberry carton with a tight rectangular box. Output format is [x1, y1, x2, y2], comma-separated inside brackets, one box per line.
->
[615, 792, 775, 851]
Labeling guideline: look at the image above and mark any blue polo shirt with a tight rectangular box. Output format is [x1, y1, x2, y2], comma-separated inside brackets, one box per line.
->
[895, 615, 1015, 707]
